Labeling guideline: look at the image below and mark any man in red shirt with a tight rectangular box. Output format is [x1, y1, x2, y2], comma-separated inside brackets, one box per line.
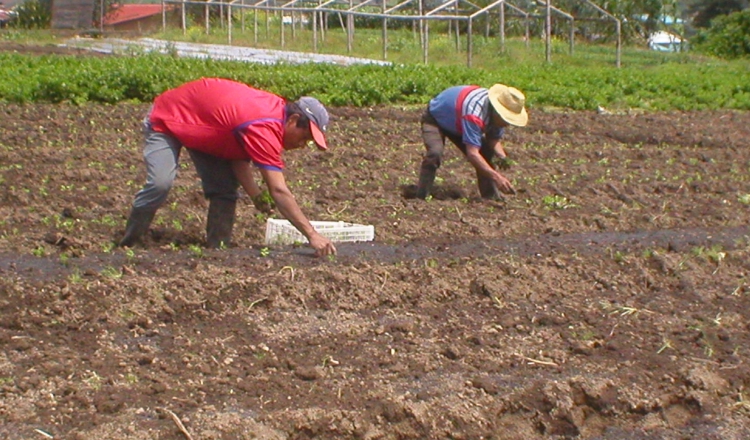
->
[119, 78, 336, 257]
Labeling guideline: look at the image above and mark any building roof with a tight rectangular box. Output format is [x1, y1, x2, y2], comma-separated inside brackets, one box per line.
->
[103, 4, 167, 26]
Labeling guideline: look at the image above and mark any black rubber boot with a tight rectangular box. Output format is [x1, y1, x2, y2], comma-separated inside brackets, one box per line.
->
[416, 165, 437, 200]
[206, 198, 237, 249]
[119, 207, 157, 247]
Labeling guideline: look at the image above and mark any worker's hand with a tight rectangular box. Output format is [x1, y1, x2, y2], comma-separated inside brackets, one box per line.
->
[493, 172, 516, 195]
[251, 190, 275, 214]
[309, 233, 337, 258]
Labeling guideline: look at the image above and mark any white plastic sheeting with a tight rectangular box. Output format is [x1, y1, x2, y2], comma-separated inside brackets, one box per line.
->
[62, 37, 391, 66]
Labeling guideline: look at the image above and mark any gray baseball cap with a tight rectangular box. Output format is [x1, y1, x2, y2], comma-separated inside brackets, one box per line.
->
[296, 96, 329, 150]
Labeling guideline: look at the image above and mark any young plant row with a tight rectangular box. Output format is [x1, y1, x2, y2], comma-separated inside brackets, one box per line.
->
[1, 51, 749, 110]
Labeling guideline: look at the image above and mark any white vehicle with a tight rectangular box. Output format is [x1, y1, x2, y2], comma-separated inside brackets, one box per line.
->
[648, 31, 688, 52]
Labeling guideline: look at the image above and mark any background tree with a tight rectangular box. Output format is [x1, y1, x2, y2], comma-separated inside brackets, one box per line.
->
[9, 0, 51, 28]
[686, 0, 748, 28]
[692, 8, 750, 57]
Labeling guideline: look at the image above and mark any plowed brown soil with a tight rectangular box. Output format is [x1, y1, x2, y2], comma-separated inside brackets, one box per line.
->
[2, 46, 750, 440]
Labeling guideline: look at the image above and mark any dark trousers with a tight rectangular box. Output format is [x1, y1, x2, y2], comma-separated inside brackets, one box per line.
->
[419, 109, 499, 198]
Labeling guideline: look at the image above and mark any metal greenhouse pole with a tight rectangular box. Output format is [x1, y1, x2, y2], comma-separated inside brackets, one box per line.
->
[501, 2, 531, 50]
[467, 0, 507, 67]
[313, 2, 319, 51]
[545, 0, 550, 62]
[228, 1, 233, 44]
[467, 16, 472, 66]
[500, 1, 505, 50]
[205, 0, 210, 34]
[454, 1, 460, 51]
[424, 0, 461, 63]
[579, 0, 621, 67]
[384, 0, 421, 61]
[534, 0, 574, 60]
[181, 0, 186, 34]
[313, 0, 339, 53]
[382, 0, 387, 60]
[347, 0, 353, 53]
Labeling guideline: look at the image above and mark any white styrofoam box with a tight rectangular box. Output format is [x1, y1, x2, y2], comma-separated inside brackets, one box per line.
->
[265, 219, 375, 245]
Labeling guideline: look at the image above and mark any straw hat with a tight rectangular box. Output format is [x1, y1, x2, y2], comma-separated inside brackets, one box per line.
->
[488, 84, 528, 127]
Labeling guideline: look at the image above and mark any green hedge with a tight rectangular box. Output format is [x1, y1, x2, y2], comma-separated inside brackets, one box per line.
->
[1, 52, 749, 111]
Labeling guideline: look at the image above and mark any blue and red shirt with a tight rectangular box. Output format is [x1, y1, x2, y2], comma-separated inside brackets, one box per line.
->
[149, 78, 287, 171]
[428, 85, 505, 148]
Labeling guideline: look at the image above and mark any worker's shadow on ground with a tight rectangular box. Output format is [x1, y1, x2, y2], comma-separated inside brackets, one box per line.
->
[400, 184, 467, 200]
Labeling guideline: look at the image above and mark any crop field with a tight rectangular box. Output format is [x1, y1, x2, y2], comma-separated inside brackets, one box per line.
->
[2, 50, 750, 439]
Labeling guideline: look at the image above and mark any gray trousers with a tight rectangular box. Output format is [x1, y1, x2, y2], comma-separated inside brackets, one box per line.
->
[131, 115, 240, 210]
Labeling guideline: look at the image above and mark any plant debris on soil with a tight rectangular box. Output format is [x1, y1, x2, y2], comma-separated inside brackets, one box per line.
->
[2, 43, 750, 440]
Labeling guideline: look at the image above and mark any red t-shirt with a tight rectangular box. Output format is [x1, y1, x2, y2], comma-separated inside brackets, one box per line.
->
[149, 78, 286, 170]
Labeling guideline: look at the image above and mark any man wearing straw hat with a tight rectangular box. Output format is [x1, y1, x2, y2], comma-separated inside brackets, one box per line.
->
[414, 83, 528, 200]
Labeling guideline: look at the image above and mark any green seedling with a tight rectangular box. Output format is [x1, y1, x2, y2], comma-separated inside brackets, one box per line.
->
[691, 245, 726, 273]
[611, 250, 627, 264]
[83, 370, 103, 390]
[188, 244, 203, 258]
[101, 266, 122, 279]
[542, 194, 576, 210]
[252, 189, 275, 213]
[97, 215, 117, 227]
[102, 242, 116, 253]
[68, 269, 83, 284]
[494, 157, 516, 170]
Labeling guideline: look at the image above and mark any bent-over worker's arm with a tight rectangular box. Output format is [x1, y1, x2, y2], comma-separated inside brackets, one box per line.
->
[232, 160, 276, 213]
[465, 145, 515, 194]
[259, 168, 336, 256]
[231, 160, 262, 198]
[487, 138, 507, 160]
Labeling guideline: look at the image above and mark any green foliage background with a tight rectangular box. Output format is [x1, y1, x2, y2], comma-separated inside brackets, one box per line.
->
[693, 9, 750, 58]
[0, 45, 748, 110]
[7, 0, 51, 29]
